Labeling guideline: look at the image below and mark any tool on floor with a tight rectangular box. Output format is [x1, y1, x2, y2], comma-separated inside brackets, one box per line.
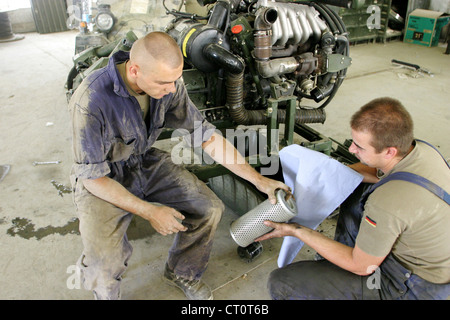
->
[391, 59, 433, 76]
[32, 161, 61, 166]
[0, 165, 10, 182]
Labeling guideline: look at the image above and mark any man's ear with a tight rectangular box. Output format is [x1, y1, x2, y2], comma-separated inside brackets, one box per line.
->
[128, 63, 139, 78]
[384, 146, 398, 160]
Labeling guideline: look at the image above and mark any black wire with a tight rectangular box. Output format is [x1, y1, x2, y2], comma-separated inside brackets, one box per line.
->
[163, 0, 210, 20]
[303, 1, 350, 109]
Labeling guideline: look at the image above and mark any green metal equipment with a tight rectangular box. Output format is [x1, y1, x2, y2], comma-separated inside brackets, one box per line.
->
[66, 0, 356, 222]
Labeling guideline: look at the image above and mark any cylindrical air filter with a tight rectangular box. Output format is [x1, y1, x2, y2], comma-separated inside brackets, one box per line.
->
[230, 189, 297, 247]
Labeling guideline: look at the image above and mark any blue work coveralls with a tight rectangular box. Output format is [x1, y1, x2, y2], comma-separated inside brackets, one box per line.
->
[68, 51, 224, 299]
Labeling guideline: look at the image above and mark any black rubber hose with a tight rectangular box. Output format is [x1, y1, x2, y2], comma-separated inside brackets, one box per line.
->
[314, 0, 351, 8]
[203, 44, 244, 74]
[228, 104, 326, 125]
[302, 1, 350, 109]
[318, 2, 345, 35]
[226, 71, 326, 125]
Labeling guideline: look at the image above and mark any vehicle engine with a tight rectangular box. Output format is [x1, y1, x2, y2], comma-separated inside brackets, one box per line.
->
[165, 0, 351, 131]
[67, 0, 352, 160]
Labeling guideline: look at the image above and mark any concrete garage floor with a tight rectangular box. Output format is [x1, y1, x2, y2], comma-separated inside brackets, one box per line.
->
[0, 30, 449, 300]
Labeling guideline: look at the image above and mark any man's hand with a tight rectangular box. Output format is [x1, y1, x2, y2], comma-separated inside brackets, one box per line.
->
[143, 204, 188, 236]
[202, 132, 292, 205]
[82, 176, 188, 236]
[254, 175, 292, 205]
[255, 220, 386, 276]
[255, 221, 302, 242]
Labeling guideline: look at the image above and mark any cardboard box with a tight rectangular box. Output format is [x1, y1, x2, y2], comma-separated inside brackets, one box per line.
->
[404, 9, 449, 47]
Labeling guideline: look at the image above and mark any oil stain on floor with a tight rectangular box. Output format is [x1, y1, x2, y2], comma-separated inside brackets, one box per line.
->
[7, 217, 80, 240]
[5, 179, 156, 240]
[6, 215, 156, 241]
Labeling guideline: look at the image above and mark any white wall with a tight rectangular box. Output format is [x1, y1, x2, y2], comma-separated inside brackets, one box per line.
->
[430, 0, 450, 13]
[0, 0, 30, 12]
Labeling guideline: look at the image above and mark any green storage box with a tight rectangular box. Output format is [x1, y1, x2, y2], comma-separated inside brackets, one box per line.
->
[404, 9, 449, 47]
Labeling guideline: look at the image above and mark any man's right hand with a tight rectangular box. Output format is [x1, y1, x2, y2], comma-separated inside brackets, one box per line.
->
[145, 204, 188, 236]
[82, 176, 188, 236]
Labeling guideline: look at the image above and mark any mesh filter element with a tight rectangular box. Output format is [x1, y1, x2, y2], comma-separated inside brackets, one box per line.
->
[230, 189, 297, 247]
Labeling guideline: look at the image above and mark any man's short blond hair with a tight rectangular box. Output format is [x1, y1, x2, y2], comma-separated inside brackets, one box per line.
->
[350, 97, 414, 156]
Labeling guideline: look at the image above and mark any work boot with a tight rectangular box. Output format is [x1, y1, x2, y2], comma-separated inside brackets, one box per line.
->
[163, 264, 213, 300]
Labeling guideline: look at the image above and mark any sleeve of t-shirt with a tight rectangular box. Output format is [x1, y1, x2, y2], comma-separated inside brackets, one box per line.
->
[355, 191, 405, 257]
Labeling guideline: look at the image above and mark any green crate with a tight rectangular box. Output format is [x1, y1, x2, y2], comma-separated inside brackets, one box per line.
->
[404, 9, 450, 47]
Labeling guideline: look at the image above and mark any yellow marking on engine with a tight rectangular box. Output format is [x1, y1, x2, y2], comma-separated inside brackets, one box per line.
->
[182, 28, 196, 58]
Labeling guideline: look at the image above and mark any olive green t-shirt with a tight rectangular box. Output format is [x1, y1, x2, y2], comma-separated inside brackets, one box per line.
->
[116, 60, 149, 119]
[356, 140, 450, 284]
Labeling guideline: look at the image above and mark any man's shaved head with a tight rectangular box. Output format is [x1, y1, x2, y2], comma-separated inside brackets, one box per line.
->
[130, 31, 183, 73]
[125, 32, 184, 99]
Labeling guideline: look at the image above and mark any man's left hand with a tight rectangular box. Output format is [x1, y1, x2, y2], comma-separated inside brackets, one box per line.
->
[255, 176, 291, 204]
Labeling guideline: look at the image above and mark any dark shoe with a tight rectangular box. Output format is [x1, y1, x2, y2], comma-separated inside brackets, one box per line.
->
[163, 264, 213, 300]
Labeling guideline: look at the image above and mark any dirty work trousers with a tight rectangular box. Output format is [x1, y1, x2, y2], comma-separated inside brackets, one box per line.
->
[268, 183, 450, 300]
[73, 148, 224, 299]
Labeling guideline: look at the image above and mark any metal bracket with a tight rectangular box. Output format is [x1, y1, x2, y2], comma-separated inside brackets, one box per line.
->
[267, 95, 297, 153]
[327, 53, 352, 72]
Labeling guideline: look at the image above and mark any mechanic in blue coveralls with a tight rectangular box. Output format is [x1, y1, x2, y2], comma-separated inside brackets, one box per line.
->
[68, 31, 289, 300]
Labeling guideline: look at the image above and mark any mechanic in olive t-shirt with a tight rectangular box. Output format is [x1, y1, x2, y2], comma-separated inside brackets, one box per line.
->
[260, 97, 450, 300]
[357, 139, 450, 285]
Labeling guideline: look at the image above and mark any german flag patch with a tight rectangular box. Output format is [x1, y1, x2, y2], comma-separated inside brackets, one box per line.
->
[365, 216, 377, 228]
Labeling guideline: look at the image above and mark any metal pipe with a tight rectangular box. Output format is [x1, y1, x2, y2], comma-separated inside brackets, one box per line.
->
[256, 57, 299, 79]
[254, 7, 278, 61]
[265, 3, 327, 47]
